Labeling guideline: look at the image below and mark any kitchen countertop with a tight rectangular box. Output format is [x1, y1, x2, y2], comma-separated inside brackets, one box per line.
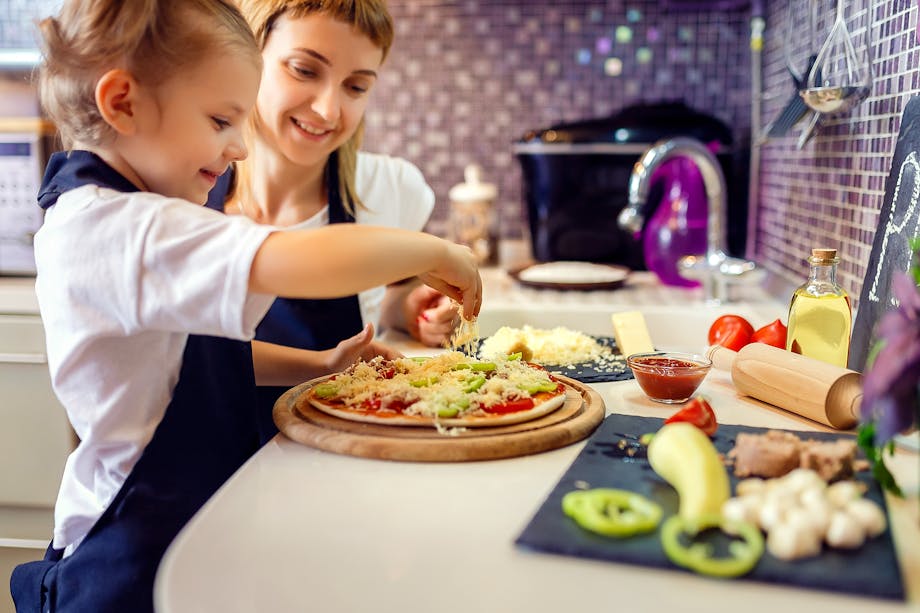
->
[152, 268, 919, 612]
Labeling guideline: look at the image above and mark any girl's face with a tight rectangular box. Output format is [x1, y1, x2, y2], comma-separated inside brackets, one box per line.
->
[256, 12, 384, 169]
[123, 51, 261, 204]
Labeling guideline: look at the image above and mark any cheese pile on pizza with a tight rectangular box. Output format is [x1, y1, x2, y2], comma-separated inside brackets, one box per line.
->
[305, 351, 567, 427]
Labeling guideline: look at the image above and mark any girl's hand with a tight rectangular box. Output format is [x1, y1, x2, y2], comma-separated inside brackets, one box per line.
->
[418, 241, 482, 320]
[325, 324, 402, 373]
[404, 286, 459, 347]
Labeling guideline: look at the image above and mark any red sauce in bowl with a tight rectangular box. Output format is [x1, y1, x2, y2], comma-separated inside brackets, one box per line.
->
[627, 354, 710, 403]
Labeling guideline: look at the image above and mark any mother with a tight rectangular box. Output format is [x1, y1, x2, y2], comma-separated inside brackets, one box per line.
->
[212, 0, 460, 442]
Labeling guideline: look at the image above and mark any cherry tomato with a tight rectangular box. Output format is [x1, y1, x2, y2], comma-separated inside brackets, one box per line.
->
[751, 318, 787, 349]
[707, 315, 754, 352]
[664, 396, 718, 436]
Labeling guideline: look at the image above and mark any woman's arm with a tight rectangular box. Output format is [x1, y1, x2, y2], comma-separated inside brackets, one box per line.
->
[249, 224, 481, 319]
[379, 282, 459, 347]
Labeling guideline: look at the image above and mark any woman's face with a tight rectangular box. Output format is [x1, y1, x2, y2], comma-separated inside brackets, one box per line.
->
[256, 12, 384, 169]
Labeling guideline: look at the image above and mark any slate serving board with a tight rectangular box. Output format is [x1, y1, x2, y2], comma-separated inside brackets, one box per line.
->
[516, 414, 905, 601]
[476, 336, 635, 384]
[850, 95, 920, 371]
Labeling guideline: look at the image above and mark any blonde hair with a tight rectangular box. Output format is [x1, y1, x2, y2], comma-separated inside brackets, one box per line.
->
[38, 0, 261, 149]
[236, 0, 394, 216]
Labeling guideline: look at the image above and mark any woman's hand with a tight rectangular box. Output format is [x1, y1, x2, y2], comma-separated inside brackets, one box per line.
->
[404, 285, 459, 347]
[324, 324, 402, 373]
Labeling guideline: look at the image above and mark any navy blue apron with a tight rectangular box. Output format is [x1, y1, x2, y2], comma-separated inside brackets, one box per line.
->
[206, 158, 364, 445]
[11, 151, 261, 612]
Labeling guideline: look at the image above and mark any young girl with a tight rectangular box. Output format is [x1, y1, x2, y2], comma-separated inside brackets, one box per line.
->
[11, 1, 480, 611]
[215, 0, 461, 443]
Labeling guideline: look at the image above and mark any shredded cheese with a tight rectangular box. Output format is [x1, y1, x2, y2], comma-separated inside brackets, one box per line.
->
[448, 312, 480, 355]
[480, 325, 612, 366]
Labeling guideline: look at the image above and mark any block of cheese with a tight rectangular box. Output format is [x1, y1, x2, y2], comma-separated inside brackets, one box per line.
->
[610, 311, 655, 356]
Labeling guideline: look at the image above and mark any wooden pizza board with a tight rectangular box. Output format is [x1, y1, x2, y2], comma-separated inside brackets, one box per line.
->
[273, 374, 605, 462]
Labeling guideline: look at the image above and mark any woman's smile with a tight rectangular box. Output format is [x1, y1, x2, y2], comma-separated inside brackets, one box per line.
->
[291, 116, 333, 139]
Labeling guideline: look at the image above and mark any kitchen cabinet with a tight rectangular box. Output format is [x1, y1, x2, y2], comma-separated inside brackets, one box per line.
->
[0, 278, 72, 507]
[0, 278, 73, 613]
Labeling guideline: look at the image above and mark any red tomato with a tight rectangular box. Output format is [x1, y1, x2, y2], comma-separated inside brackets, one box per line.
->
[664, 396, 718, 436]
[751, 318, 787, 349]
[707, 315, 754, 352]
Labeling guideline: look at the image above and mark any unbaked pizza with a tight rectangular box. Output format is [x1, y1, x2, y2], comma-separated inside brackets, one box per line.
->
[304, 351, 567, 427]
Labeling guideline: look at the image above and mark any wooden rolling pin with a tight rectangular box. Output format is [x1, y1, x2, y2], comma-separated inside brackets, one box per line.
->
[706, 343, 862, 429]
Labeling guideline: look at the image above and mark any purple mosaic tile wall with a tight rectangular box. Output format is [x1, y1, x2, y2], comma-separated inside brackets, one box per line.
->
[363, 1, 753, 241]
[756, 0, 919, 302]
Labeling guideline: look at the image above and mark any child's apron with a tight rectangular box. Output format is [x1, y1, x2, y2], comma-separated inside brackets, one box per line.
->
[11, 151, 261, 612]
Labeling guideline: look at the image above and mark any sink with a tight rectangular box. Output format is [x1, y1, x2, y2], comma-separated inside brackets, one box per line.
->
[476, 303, 786, 354]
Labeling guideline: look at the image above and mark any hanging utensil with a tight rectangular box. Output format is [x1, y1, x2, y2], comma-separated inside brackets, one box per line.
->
[801, 0, 871, 115]
[763, 0, 818, 140]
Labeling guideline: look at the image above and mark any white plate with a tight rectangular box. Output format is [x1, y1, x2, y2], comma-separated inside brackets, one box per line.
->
[512, 261, 629, 290]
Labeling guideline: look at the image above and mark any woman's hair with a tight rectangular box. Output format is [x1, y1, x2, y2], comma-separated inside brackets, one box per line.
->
[38, 0, 261, 149]
[236, 0, 395, 216]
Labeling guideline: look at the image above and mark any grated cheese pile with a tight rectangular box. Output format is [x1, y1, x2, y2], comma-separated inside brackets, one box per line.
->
[320, 352, 556, 419]
[479, 325, 612, 366]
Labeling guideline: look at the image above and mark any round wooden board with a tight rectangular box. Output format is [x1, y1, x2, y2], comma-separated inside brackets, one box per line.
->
[273, 373, 605, 462]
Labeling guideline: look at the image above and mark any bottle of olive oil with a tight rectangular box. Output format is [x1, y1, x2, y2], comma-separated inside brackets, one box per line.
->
[786, 248, 852, 367]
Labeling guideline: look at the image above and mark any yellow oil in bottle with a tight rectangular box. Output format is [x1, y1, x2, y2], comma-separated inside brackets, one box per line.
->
[786, 290, 852, 367]
[786, 248, 852, 367]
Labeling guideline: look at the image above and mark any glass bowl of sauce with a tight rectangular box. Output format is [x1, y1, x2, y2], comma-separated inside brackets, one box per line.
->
[626, 352, 712, 404]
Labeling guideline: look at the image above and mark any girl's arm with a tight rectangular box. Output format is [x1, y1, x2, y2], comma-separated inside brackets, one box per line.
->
[251, 324, 402, 386]
[249, 225, 481, 318]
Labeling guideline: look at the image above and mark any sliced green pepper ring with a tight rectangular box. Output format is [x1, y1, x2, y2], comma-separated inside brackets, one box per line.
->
[660, 514, 764, 578]
[562, 489, 663, 538]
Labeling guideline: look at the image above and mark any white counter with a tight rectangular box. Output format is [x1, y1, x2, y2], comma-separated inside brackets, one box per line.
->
[154, 269, 919, 613]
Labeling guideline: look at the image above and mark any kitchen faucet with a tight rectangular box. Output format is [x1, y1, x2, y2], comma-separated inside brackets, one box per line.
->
[617, 137, 759, 304]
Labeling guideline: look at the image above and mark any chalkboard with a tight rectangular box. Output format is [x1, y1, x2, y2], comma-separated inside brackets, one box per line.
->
[850, 95, 920, 372]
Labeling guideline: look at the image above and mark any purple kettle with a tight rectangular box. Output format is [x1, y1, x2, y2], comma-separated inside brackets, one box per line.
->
[641, 152, 711, 287]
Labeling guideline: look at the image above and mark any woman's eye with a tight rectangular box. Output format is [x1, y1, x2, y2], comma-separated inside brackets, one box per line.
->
[347, 81, 372, 96]
[212, 117, 231, 130]
[290, 63, 317, 78]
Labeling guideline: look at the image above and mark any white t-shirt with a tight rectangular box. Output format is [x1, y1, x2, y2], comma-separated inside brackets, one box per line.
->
[286, 152, 434, 329]
[35, 185, 276, 553]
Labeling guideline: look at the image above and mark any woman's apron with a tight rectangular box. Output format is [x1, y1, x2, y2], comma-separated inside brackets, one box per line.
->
[252, 160, 363, 444]
[11, 151, 261, 612]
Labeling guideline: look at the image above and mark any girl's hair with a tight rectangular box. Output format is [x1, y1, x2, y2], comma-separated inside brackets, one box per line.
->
[236, 0, 394, 216]
[38, 0, 261, 149]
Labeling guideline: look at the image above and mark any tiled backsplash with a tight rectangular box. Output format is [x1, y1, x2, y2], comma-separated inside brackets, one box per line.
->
[4, 1, 919, 308]
[758, 0, 919, 303]
[364, 1, 753, 242]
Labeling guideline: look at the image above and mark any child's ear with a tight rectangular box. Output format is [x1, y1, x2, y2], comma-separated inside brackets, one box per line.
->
[95, 69, 141, 135]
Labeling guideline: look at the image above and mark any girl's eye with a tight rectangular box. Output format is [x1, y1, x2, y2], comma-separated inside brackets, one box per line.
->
[212, 117, 231, 130]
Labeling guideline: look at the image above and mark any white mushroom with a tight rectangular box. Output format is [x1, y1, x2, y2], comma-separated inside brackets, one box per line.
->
[783, 468, 825, 494]
[758, 495, 790, 531]
[722, 496, 761, 526]
[767, 518, 823, 560]
[825, 480, 866, 509]
[845, 498, 887, 538]
[736, 478, 767, 497]
[825, 510, 866, 549]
